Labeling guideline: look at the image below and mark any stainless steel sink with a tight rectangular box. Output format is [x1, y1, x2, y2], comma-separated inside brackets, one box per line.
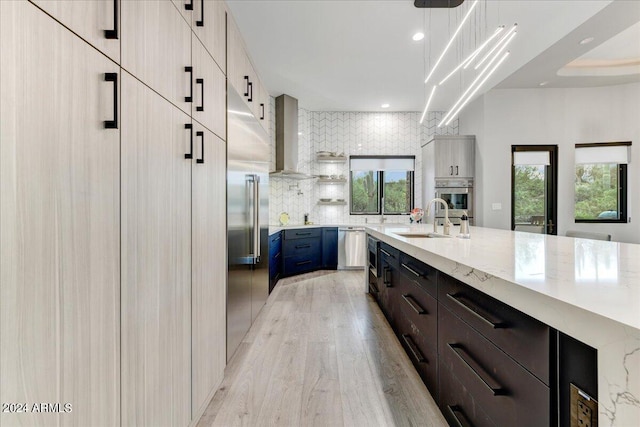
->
[393, 232, 452, 239]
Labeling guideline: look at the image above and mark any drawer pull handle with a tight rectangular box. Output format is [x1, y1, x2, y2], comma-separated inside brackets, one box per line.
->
[402, 334, 426, 363]
[196, 78, 204, 111]
[446, 293, 506, 329]
[401, 262, 422, 278]
[447, 343, 505, 396]
[104, 0, 118, 39]
[185, 66, 193, 102]
[295, 232, 311, 236]
[274, 252, 281, 259]
[273, 236, 281, 242]
[447, 405, 473, 427]
[184, 123, 193, 159]
[196, 0, 204, 26]
[383, 267, 392, 287]
[296, 260, 312, 266]
[295, 244, 311, 249]
[369, 282, 379, 294]
[103, 73, 118, 129]
[402, 294, 426, 315]
[380, 248, 394, 258]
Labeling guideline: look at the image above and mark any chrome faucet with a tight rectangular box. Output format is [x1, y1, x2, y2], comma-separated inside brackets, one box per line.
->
[426, 198, 452, 235]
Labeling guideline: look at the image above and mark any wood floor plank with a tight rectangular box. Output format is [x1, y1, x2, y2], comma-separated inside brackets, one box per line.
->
[197, 270, 446, 427]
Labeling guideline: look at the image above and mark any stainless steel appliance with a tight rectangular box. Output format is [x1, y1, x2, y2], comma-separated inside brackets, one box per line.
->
[227, 87, 270, 361]
[434, 178, 474, 225]
[338, 227, 366, 269]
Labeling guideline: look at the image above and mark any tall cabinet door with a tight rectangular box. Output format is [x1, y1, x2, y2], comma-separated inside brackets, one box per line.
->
[121, 0, 191, 115]
[30, 0, 120, 63]
[192, 0, 227, 73]
[0, 2, 120, 425]
[191, 125, 227, 416]
[120, 71, 192, 427]
[192, 35, 227, 140]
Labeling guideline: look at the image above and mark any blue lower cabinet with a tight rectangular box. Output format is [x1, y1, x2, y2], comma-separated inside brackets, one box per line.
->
[269, 231, 282, 293]
[322, 227, 338, 269]
[284, 253, 322, 275]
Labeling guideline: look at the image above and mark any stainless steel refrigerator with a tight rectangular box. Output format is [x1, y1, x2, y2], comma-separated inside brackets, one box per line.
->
[227, 87, 270, 361]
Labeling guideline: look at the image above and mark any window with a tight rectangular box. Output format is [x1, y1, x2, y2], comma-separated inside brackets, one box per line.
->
[350, 156, 415, 215]
[574, 142, 630, 223]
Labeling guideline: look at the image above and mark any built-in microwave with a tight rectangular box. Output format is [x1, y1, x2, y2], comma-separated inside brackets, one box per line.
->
[434, 178, 474, 225]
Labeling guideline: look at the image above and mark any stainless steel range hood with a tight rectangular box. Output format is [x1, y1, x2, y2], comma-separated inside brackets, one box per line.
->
[269, 94, 314, 180]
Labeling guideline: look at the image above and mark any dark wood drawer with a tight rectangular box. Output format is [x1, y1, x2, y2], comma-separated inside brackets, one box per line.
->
[283, 253, 321, 275]
[283, 228, 321, 240]
[439, 364, 497, 427]
[379, 242, 400, 269]
[398, 252, 437, 298]
[439, 305, 550, 427]
[438, 272, 551, 385]
[378, 264, 402, 329]
[283, 237, 321, 257]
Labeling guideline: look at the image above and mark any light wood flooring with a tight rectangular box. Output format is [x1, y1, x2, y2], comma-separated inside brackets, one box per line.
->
[196, 270, 447, 427]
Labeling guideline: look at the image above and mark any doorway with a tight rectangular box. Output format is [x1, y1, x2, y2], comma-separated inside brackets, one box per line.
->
[511, 145, 558, 235]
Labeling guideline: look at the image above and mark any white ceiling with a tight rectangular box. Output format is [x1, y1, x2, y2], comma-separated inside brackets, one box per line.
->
[227, 0, 639, 112]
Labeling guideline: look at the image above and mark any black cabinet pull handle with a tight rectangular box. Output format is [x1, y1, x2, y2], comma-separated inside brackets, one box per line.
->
[296, 260, 312, 266]
[401, 263, 422, 278]
[104, 0, 118, 39]
[295, 244, 311, 249]
[450, 165, 453, 175]
[456, 165, 459, 175]
[196, 131, 204, 164]
[446, 293, 505, 329]
[380, 248, 394, 258]
[402, 334, 426, 363]
[273, 236, 281, 242]
[244, 76, 250, 97]
[260, 103, 265, 120]
[196, 0, 204, 26]
[446, 406, 472, 427]
[295, 232, 311, 236]
[196, 78, 204, 111]
[402, 294, 426, 315]
[184, 123, 193, 159]
[185, 0, 193, 10]
[448, 343, 505, 396]
[248, 81, 253, 102]
[103, 72, 118, 129]
[274, 252, 281, 259]
[383, 267, 392, 287]
[185, 66, 193, 102]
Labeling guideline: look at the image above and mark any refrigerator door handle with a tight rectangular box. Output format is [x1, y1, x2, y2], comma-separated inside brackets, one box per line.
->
[254, 175, 261, 263]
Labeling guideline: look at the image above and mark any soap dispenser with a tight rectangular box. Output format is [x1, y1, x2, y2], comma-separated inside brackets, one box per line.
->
[458, 211, 470, 239]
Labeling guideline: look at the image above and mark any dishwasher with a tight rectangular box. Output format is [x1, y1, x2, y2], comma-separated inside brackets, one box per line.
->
[338, 227, 366, 269]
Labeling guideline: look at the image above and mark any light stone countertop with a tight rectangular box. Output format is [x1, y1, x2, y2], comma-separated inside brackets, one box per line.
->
[269, 223, 367, 235]
[364, 224, 640, 426]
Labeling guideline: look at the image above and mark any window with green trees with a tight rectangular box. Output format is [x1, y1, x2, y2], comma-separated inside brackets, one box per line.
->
[575, 163, 626, 221]
[349, 156, 414, 215]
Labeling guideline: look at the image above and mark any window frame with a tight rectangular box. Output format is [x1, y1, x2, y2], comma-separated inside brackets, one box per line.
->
[349, 155, 415, 216]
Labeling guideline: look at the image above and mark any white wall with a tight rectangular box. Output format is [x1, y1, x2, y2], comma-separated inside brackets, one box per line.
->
[268, 105, 459, 226]
[460, 83, 640, 243]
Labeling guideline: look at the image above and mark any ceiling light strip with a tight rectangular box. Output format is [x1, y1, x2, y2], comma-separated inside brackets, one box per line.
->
[439, 26, 505, 86]
[475, 23, 517, 70]
[439, 33, 515, 127]
[419, 85, 438, 124]
[443, 51, 511, 126]
[423, 0, 479, 84]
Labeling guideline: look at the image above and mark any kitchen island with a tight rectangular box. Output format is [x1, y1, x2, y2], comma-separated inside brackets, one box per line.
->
[365, 224, 640, 427]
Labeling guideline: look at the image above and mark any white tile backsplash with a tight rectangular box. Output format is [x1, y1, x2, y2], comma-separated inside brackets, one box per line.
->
[268, 98, 459, 225]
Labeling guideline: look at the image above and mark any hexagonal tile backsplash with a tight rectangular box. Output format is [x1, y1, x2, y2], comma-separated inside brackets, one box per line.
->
[268, 96, 459, 226]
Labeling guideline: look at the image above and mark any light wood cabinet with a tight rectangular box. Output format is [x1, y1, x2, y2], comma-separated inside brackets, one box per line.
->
[226, 13, 246, 96]
[430, 135, 475, 178]
[192, 35, 226, 140]
[30, 0, 120, 63]
[121, 0, 192, 115]
[120, 71, 192, 427]
[191, 125, 227, 417]
[192, 0, 227, 73]
[1, 2, 120, 425]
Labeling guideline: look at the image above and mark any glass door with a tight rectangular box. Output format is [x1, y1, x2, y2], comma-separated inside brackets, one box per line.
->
[511, 146, 558, 235]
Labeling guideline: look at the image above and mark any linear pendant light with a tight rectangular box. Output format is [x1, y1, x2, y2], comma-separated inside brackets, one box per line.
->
[439, 26, 505, 86]
[439, 31, 515, 127]
[423, 0, 478, 85]
[443, 51, 511, 126]
[419, 85, 438, 124]
[475, 23, 517, 69]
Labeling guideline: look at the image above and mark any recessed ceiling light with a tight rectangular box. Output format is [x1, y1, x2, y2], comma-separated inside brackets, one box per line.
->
[580, 37, 595, 45]
[412, 32, 425, 41]
[381, 103, 390, 108]
[539, 81, 549, 86]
